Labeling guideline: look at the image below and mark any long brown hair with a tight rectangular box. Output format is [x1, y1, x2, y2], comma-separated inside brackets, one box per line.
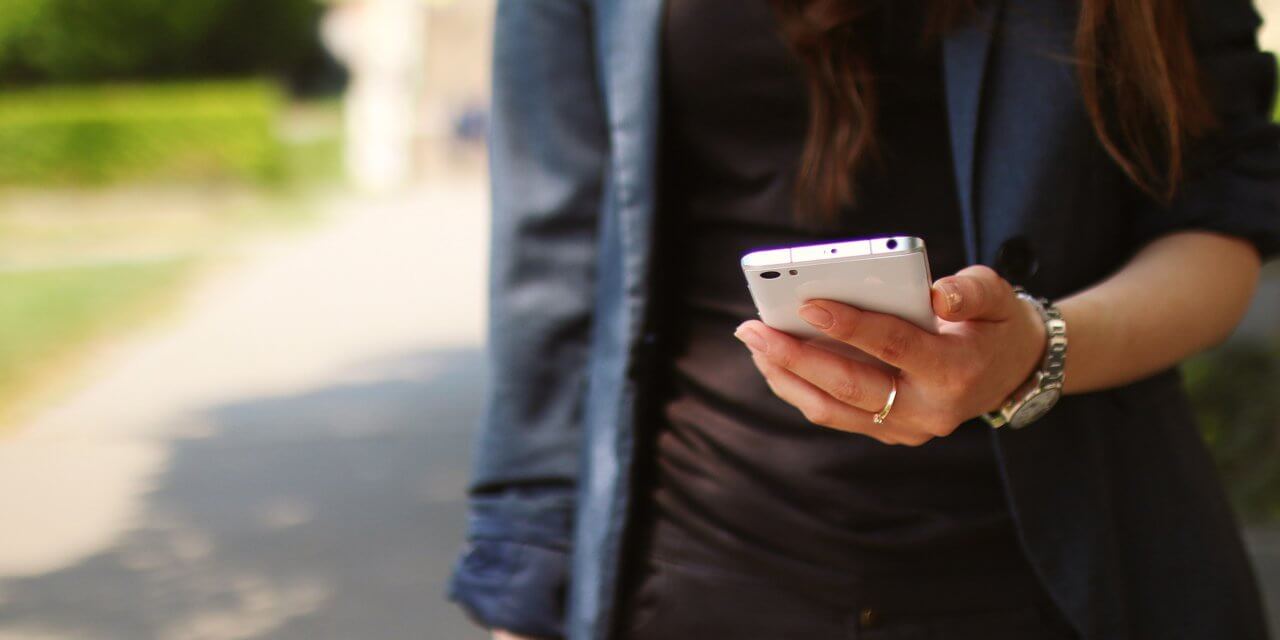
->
[768, 0, 1218, 221]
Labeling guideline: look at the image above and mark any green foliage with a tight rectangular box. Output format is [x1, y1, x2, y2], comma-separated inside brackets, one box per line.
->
[0, 0, 327, 85]
[1184, 338, 1280, 523]
[1274, 62, 1280, 123]
[0, 81, 284, 185]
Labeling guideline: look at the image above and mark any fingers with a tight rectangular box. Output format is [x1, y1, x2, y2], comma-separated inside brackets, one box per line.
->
[493, 632, 539, 640]
[734, 321, 896, 414]
[931, 265, 1018, 322]
[792, 301, 945, 374]
[748, 351, 905, 444]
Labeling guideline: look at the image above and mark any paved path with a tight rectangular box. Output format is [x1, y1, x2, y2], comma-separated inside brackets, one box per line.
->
[0, 181, 489, 640]
[1248, 527, 1280, 633]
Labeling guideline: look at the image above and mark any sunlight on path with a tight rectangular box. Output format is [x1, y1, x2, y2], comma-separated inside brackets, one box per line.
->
[0, 179, 486, 581]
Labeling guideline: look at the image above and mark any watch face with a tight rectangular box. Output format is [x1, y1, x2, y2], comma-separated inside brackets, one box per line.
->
[1010, 388, 1062, 429]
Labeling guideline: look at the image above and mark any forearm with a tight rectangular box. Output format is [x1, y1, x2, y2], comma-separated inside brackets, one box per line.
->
[1055, 231, 1262, 394]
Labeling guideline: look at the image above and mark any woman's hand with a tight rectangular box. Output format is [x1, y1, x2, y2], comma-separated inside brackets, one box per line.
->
[734, 265, 1046, 445]
[492, 631, 537, 640]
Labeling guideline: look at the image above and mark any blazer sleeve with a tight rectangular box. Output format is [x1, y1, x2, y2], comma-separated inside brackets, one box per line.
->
[1131, 0, 1280, 261]
[446, 0, 608, 637]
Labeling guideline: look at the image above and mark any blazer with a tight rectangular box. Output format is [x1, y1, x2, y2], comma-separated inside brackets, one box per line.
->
[448, 0, 1280, 638]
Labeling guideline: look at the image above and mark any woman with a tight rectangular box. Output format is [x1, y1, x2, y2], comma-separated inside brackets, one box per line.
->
[448, 0, 1280, 638]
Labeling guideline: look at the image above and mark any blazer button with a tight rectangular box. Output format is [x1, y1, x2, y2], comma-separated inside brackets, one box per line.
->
[995, 235, 1039, 285]
[858, 608, 881, 629]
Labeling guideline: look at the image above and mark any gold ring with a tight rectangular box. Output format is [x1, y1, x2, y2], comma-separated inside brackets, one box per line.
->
[873, 376, 898, 425]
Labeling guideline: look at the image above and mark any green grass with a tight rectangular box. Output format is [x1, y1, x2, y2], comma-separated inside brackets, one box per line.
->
[0, 259, 194, 420]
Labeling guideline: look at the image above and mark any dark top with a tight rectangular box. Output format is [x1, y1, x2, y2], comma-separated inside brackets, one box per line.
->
[636, 0, 1040, 590]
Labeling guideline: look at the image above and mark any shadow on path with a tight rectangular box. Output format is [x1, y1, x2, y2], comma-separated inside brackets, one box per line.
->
[0, 348, 487, 640]
[8, 343, 1280, 638]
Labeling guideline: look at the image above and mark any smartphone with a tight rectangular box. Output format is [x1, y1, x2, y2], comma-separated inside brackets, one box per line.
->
[740, 236, 938, 351]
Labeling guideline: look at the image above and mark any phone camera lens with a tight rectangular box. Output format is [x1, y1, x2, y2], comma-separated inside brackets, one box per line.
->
[886, 239, 899, 250]
[761, 271, 781, 280]
[830, 248, 837, 254]
[788, 269, 797, 276]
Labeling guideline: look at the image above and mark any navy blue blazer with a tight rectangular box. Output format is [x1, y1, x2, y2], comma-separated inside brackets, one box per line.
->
[448, 0, 1280, 638]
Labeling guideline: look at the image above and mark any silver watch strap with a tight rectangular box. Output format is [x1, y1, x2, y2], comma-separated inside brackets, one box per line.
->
[1014, 288, 1066, 389]
[981, 288, 1068, 429]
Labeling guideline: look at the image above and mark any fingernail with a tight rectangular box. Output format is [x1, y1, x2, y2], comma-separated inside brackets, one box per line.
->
[798, 303, 833, 329]
[734, 326, 768, 353]
[939, 282, 963, 314]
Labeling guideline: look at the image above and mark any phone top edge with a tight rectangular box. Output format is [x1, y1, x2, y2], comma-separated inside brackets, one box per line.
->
[741, 236, 925, 270]
[741, 247, 792, 268]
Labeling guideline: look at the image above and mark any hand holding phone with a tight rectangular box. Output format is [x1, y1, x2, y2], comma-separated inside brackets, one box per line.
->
[735, 240, 1048, 446]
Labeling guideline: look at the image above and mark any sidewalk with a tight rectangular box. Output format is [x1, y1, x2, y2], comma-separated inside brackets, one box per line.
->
[0, 180, 489, 639]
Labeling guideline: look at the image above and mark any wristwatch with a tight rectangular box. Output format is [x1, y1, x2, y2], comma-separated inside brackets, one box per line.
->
[981, 288, 1067, 429]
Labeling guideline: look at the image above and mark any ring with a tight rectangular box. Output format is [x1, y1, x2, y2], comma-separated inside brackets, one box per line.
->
[873, 377, 898, 425]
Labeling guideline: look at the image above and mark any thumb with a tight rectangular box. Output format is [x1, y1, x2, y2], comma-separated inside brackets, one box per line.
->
[931, 265, 1018, 322]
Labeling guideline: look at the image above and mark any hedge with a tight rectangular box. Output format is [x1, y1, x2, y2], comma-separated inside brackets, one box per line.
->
[0, 80, 283, 185]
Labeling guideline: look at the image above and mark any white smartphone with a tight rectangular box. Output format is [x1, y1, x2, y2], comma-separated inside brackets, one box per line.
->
[740, 236, 938, 350]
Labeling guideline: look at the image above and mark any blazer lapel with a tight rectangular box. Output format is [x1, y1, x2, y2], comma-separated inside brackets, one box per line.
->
[574, 7, 666, 640]
[593, 0, 665, 334]
[942, 0, 1005, 265]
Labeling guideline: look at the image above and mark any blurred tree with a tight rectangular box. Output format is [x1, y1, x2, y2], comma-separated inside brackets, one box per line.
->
[0, 0, 340, 92]
[199, 0, 343, 94]
[0, 0, 221, 80]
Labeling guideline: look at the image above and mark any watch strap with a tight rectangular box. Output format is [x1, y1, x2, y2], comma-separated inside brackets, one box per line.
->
[1020, 289, 1067, 388]
[981, 288, 1067, 429]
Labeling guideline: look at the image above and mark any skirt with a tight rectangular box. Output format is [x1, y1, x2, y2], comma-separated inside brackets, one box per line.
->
[613, 514, 1078, 640]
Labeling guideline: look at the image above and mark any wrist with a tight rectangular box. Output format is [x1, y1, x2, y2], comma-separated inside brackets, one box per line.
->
[1052, 295, 1098, 394]
[990, 294, 1047, 413]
